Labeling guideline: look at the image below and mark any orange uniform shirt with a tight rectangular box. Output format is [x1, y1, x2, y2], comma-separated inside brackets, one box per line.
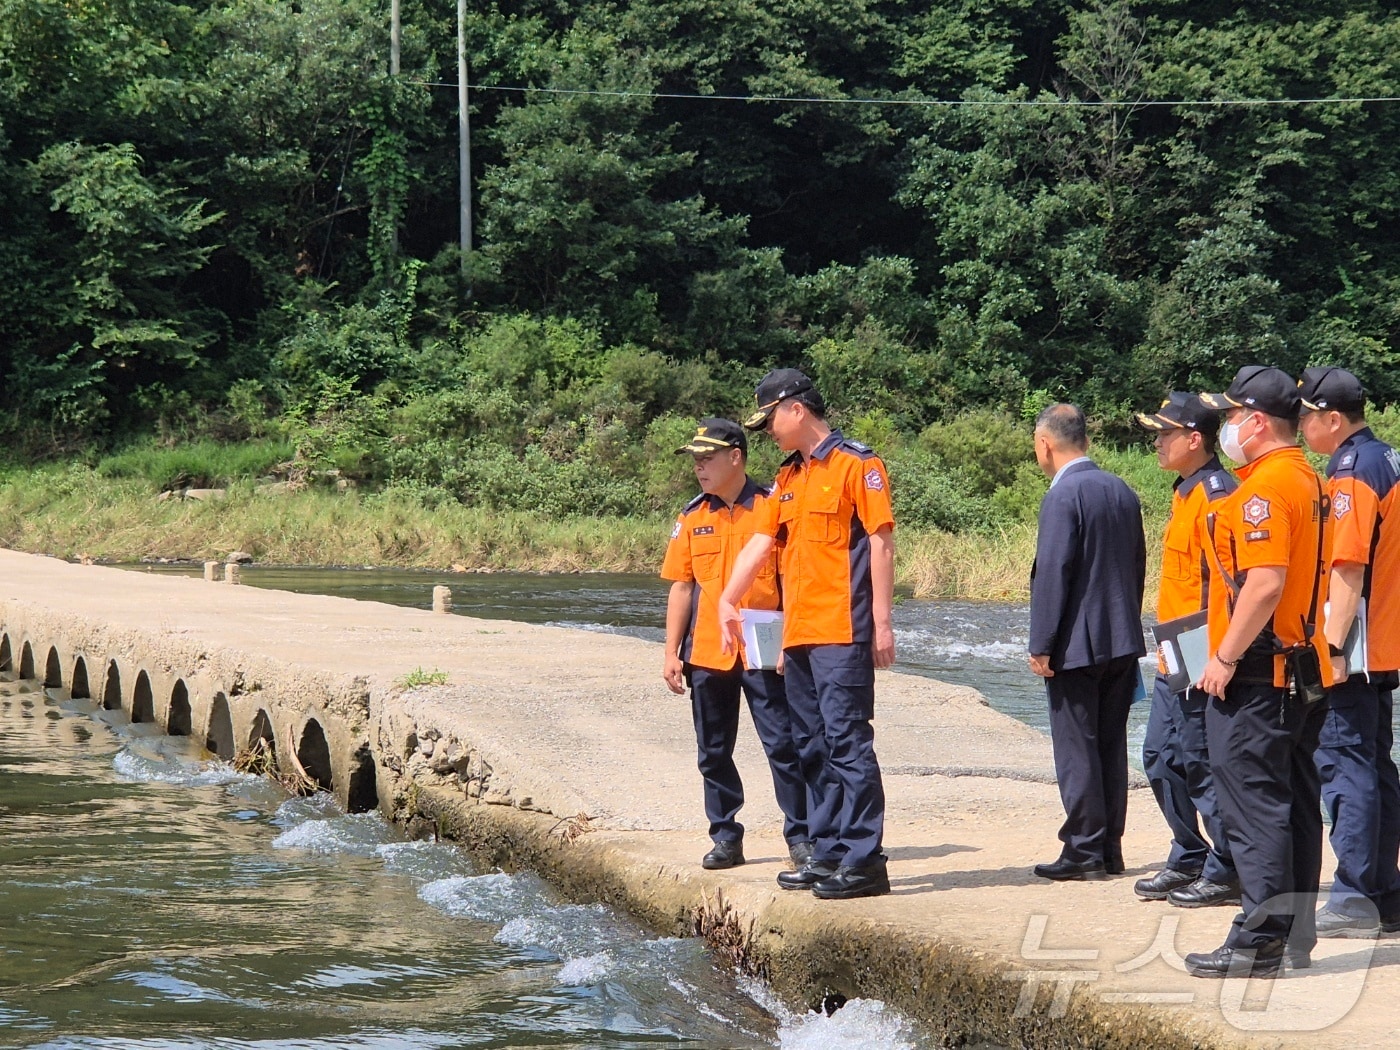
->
[1325, 427, 1400, 672]
[752, 431, 895, 648]
[1157, 457, 1236, 623]
[660, 477, 781, 672]
[1205, 445, 1333, 689]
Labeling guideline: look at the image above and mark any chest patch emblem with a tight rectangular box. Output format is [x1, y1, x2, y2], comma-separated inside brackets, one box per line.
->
[864, 468, 885, 492]
[1241, 495, 1271, 527]
[1332, 492, 1352, 519]
[692, 525, 715, 536]
[779, 492, 795, 502]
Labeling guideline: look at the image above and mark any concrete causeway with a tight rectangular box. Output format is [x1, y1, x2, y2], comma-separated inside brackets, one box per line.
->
[3, 546, 1399, 1048]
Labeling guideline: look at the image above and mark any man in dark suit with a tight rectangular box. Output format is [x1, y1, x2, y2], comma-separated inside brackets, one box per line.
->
[1029, 403, 1148, 880]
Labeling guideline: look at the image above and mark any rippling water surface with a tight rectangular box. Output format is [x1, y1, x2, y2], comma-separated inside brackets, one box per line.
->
[0, 674, 936, 1049]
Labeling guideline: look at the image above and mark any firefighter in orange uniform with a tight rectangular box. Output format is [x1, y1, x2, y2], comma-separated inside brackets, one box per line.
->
[1185, 366, 1334, 978]
[1133, 394, 1240, 908]
[1297, 366, 1400, 937]
[716, 369, 896, 901]
[661, 418, 808, 872]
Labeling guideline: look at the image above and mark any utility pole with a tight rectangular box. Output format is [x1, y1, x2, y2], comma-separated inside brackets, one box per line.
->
[457, 0, 472, 287]
[390, 0, 400, 75]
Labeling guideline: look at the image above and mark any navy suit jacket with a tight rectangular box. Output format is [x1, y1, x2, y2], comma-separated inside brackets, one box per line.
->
[1030, 459, 1147, 671]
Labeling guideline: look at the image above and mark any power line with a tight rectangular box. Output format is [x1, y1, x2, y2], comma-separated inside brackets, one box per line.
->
[403, 80, 1400, 108]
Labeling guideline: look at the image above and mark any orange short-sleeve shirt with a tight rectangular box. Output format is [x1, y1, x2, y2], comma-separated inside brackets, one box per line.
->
[1325, 428, 1400, 672]
[1157, 457, 1237, 624]
[1205, 445, 1332, 688]
[752, 431, 895, 648]
[659, 477, 781, 672]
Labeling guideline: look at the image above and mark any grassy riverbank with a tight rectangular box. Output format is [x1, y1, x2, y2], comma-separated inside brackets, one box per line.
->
[0, 460, 1166, 601]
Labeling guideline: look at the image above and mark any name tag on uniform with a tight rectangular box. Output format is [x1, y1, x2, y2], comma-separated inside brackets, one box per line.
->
[692, 525, 714, 535]
[779, 492, 794, 502]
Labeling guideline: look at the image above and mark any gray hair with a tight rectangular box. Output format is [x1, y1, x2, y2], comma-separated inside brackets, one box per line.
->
[1035, 403, 1088, 452]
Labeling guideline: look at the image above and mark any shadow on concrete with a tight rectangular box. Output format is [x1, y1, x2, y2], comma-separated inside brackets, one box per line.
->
[887, 843, 980, 862]
[887, 864, 1152, 895]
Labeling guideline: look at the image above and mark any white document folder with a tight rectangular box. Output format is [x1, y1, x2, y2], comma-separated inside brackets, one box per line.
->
[1323, 597, 1368, 677]
[739, 609, 784, 671]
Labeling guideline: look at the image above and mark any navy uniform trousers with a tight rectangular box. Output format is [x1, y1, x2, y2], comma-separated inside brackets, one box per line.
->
[781, 643, 885, 869]
[1314, 674, 1400, 920]
[688, 665, 808, 847]
[1046, 654, 1139, 867]
[1207, 681, 1327, 953]
[1143, 674, 1237, 883]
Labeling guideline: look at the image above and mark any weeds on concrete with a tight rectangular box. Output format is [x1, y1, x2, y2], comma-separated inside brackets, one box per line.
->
[548, 812, 595, 843]
[693, 889, 764, 978]
[396, 667, 449, 689]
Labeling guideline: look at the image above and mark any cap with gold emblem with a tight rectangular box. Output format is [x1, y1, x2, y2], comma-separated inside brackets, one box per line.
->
[674, 418, 748, 455]
[1135, 391, 1220, 431]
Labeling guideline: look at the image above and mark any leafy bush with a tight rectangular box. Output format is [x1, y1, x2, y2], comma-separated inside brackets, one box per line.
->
[918, 409, 1034, 496]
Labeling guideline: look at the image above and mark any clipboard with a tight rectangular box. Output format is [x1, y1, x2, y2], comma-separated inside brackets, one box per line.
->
[1324, 597, 1367, 678]
[1151, 610, 1209, 694]
[740, 609, 784, 671]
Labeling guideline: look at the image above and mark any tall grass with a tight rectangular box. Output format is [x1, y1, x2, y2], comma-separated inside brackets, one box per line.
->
[0, 455, 1171, 602]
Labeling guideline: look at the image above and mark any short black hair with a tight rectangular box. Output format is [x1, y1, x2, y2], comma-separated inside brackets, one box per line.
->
[1035, 403, 1087, 451]
[792, 390, 827, 419]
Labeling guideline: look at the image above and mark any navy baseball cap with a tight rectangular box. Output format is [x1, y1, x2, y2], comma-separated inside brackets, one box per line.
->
[1200, 365, 1300, 418]
[743, 368, 816, 430]
[1297, 365, 1365, 412]
[675, 417, 747, 455]
[1135, 392, 1220, 432]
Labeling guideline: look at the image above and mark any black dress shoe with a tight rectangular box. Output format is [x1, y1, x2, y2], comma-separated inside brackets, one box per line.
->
[702, 840, 744, 870]
[1168, 877, 1241, 908]
[776, 859, 838, 890]
[812, 861, 891, 900]
[1105, 856, 1126, 875]
[1184, 942, 1284, 978]
[788, 840, 814, 868]
[1134, 867, 1202, 900]
[1033, 857, 1105, 881]
[1285, 950, 1312, 970]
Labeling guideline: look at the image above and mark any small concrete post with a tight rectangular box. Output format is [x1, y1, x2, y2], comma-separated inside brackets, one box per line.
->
[432, 586, 452, 614]
[204, 561, 220, 582]
[224, 563, 241, 585]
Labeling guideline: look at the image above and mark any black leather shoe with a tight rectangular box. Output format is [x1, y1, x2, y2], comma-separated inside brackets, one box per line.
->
[788, 840, 814, 868]
[1105, 856, 1126, 875]
[1168, 877, 1241, 908]
[1033, 857, 1105, 881]
[1315, 907, 1380, 938]
[1381, 913, 1400, 934]
[1134, 867, 1202, 900]
[1185, 942, 1284, 978]
[776, 859, 838, 890]
[811, 861, 891, 900]
[1285, 950, 1312, 970]
[702, 840, 744, 870]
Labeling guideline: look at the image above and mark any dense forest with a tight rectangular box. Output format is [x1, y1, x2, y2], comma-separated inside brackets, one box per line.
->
[3, 0, 1400, 530]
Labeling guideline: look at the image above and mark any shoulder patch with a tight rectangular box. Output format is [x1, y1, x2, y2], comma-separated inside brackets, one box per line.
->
[864, 467, 885, 492]
[1241, 494, 1271, 527]
[1332, 491, 1352, 519]
[670, 520, 682, 539]
[1340, 451, 1357, 471]
[844, 438, 872, 453]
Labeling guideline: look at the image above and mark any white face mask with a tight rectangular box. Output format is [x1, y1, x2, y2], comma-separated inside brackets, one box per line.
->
[1219, 413, 1256, 463]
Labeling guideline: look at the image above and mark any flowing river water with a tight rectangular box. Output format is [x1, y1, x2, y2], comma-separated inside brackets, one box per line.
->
[1, 565, 1111, 1049]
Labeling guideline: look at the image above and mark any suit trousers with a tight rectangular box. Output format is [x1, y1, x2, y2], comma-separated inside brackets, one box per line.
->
[688, 665, 809, 846]
[782, 643, 885, 868]
[1142, 674, 1236, 882]
[1045, 654, 1138, 866]
[1206, 681, 1326, 953]
[1315, 676, 1400, 918]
